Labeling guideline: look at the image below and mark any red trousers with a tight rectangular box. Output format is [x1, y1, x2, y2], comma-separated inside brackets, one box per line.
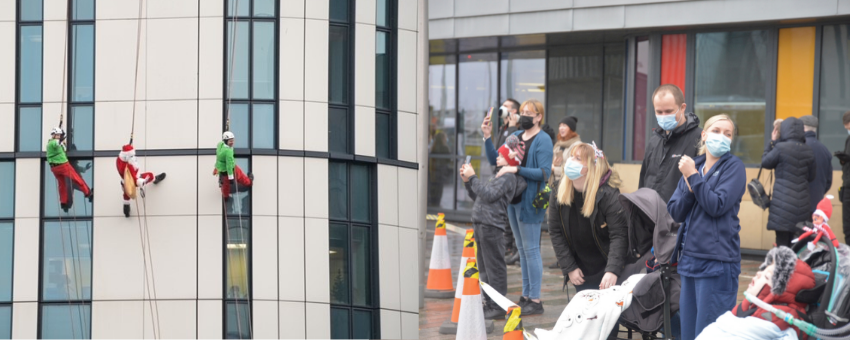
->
[51, 162, 91, 204]
[219, 166, 252, 198]
[122, 172, 154, 201]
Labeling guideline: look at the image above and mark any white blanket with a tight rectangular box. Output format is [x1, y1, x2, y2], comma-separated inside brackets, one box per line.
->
[532, 274, 645, 340]
[696, 311, 799, 340]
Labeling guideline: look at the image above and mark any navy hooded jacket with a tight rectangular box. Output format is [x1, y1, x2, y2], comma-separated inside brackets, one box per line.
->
[668, 152, 747, 263]
[804, 130, 833, 212]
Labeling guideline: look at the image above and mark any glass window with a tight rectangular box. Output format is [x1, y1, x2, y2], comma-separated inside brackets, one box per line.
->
[458, 53, 497, 157]
[329, 162, 348, 220]
[548, 45, 603, 147]
[330, 0, 349, 22]
[352, 310, 372, 339]
[330, 308, 350, 339]
[695, 30, 769, 164]
[0, 163, 13, 218]
[72, 0, 94, 20]
[226, 21, 250, 100]
[633, 37, 650, 161]
[499, 50, 545, 114]
[351, 226, 370, 306]
[252, 104, 274, 149]
[376, 31, 390, 110]
[0, 223, 12, 302]
[19, 25, 43, 103]
[71, 25, 94, 103]
[40, 304, 90, 339]
[329, 26, 350, 105]
[329, 223, 349, 305]
[227, 0, 249, 17]
[41, 221, 92, 301]
[225, 220, 250, 300]
[350, 164, 370, 223]
[20, 0, 42, 21]
[376, 113, 390, 159]
[252, 22, 275, 100]
[0, 306, 10, 339]
[69, 106, 93, 152]
[224, 302, 251, 339]
[225, 158, 251, 216]
[253, 0, 275, 17]
[819, 24, 850, 169]
[329, 108, 349, 154]
[43, 160, 93, 218]
[602, 43, 625, 162]
[18, 107, 42, 152]
[428, 55, 456, 211]
[227, 103, 250, 149]
[376, 0, 388, 27]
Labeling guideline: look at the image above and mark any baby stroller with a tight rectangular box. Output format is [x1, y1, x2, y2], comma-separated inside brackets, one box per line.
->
[790, 222, 850, 332]
[616, 188, 681, 340]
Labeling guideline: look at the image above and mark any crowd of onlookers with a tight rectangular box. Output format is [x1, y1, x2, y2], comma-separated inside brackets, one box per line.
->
[455, 83, 850, 340]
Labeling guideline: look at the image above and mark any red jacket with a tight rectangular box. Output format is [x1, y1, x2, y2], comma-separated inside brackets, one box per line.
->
[733, 259, 815, 338]
[116, 155, 140, 180]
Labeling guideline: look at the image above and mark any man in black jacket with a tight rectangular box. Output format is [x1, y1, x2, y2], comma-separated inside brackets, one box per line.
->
[834, 111, 850, 244]
[638, 84, 703, 202]
[800, 115, 832, 214]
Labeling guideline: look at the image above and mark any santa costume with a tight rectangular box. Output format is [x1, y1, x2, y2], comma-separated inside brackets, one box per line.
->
[117, 144, 166, 217]
[47, 127, 92, 212]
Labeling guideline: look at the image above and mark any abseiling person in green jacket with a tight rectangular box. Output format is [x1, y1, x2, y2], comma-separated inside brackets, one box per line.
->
[47, 127, 93, 212]
[213, 131, 253, 199]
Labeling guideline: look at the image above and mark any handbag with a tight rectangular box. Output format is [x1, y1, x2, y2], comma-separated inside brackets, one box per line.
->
[747, 166, 772, 210]
[532, 168, 552, 210]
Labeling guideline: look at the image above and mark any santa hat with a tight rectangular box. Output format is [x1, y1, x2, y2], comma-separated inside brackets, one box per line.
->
[497, 144, 520, 166]
[504, 135, 524, 163]
[119, 144, 135, 162]
[813, 195, 834, 222]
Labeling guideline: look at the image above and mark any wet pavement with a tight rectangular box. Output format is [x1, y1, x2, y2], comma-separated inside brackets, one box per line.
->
[419, 219, 763, 339]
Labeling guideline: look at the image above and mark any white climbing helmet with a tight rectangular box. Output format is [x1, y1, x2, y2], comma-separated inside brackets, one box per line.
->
[51, 127, 65, 136]
[222, 131, 235, 140]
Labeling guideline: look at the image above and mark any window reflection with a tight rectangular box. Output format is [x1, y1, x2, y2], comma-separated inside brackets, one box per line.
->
[71, 25, 94, 103]
[69, 106, 94, 152]
[40, 304, 90, 339]
[0, 306, 9, 339]
[41, 221, 92, 302]
[43, 160, 93, 218]
[818, 25, 850, 169]
[602, 44, 625, 162]
[0, 163, 13, 219]
[695, 30, 769, 164]
[500, 50, 545, 110]
[252, 22, 275, 100]
[225, 220, 250, 300]
[226, 21, 250, 100]
[0, 223, 12, 303]
[224, 302, 251, 339]
[252, 104, 274, 149]
[329, 223, 349, 305]
[548, 45, 604, 146]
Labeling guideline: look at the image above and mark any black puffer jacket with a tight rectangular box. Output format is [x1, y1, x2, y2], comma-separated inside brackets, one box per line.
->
[762, 117, 816, 232]
[547, 171, 628, 277]
[639, 112, 703, 203]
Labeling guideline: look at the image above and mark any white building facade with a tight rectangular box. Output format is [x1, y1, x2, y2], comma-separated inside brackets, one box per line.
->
[0, 0, 425, 338]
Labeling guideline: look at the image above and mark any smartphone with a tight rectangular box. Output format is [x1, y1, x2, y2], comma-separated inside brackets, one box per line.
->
[485, 107, 493, 121]
[465, 155, 472, 165]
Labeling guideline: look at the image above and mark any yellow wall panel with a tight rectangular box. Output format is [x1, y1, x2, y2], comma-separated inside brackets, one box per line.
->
[776, 27, 816, 120]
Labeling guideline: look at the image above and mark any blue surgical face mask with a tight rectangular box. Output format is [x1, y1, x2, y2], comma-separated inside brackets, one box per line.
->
[846, 129, 850, 135]
[705, 132, 731, 157]
[655, 108, 680, 131]
[564, 159, 585, 180]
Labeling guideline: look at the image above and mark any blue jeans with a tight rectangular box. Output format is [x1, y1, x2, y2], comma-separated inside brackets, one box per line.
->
[507, 204, 542, 299]
[679, 263, 738, 340]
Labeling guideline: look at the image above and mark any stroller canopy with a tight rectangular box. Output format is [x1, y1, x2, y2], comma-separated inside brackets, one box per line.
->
[619, 188, 680, 265]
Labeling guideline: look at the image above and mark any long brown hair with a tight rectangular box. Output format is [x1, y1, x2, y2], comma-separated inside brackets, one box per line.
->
[556, 143, 621, 217]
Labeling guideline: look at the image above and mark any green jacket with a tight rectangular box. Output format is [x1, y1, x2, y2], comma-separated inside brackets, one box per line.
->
[215, 141, 235, 176]
[46, 139, 68, 165]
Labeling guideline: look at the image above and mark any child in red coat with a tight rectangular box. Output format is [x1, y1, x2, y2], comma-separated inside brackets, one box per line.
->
[117, 144, 166, 217]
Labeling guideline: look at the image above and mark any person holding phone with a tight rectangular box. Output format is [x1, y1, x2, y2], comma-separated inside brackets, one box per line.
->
[481, 98, 553, 315]
[835, 110, 850, 245]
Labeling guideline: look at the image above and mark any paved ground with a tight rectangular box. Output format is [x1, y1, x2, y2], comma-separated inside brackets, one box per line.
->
[419, 219, 763, 339]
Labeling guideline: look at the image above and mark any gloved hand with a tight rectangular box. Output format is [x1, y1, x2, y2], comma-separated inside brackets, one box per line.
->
[835, 151, 850, 164]
[228, 174, 235, 181]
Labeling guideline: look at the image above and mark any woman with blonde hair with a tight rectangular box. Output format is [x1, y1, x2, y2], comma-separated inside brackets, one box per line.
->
[547, 142, 628, 304]
[481, 98, 554, 315]
[667, 114, 747, 340]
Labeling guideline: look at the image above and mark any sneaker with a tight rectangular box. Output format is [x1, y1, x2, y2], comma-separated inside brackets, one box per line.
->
[517, 296, 529, 308]
[521, 300, 544, 316]
[123, 205, 130, 218]
[154, 173, 167, 184]
[483, 305, 505, 320]
[61, 203, 70, 213]
[248, 172, 254, 182]
[506, 252, 520, 265]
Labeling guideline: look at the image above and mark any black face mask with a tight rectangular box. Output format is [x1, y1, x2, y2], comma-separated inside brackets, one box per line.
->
[519, 115, 535, 130]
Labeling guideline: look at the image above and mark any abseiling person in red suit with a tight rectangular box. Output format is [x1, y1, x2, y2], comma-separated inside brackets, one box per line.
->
[117, 144, 166, 218]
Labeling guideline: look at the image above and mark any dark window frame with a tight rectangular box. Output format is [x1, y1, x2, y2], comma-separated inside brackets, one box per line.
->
[15, 0, 45, 152]
[221, 156, 253, 339]
[223, 0, 280, 152]
[328, 161, 380, 339]
[375, 0, 397, 160]
[328, 0, 356, 158]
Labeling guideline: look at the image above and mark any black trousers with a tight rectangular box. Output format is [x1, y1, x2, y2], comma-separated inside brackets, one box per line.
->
[473, 224, 507, 305]
[775, 231, 797, 248]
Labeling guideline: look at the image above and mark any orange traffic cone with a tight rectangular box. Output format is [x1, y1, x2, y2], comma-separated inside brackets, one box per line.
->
[503, 306, 524, 340]
[439, 230, 494, 334]
[425, 214, 454, 298]
[456, 258, 488, 340]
